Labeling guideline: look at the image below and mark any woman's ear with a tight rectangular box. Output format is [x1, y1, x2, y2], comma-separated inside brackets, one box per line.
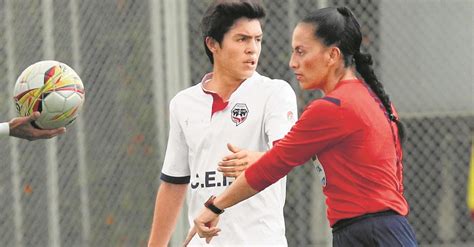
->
[327, 46, 341, 66]
[205, 37, 218, 53]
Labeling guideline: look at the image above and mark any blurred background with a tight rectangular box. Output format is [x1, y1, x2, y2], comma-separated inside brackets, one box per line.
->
[0, 0, 472, 246]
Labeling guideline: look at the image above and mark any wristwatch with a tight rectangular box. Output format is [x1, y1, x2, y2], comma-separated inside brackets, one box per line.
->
[204, 195, 225, 214]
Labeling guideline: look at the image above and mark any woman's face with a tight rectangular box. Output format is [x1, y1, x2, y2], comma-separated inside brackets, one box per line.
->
[289, 23, 331, 90]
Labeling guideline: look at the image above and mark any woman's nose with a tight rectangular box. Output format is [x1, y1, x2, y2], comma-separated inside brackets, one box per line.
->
[289, 54, 298, 69]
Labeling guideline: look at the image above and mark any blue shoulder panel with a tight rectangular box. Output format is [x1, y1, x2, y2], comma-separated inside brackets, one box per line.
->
[321, 96, 341, 106]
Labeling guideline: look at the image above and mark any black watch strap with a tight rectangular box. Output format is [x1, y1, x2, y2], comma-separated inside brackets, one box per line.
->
[204, 195, 225, 214]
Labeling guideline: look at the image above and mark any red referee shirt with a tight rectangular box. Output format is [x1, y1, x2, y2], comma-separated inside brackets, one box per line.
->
[245, 79, 409, 226]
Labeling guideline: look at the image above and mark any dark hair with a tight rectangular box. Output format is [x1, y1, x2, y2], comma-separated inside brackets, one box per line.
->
[301, 6, 406, 144]
[201, 0, 266, 64]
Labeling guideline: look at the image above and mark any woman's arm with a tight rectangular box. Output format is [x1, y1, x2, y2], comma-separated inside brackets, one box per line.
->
[184, 173, 258, 245]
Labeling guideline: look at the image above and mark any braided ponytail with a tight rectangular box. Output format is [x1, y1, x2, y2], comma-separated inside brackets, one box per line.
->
[301, 6, 406, 144]
[354, 51, 406, 144]
[337, 6, 351, 17]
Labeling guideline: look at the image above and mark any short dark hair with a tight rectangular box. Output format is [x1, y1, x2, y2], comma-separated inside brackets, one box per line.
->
[201, 0, 266, 64]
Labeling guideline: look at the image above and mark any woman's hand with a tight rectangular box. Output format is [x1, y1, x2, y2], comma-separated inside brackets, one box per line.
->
[182, 173, 260, 246]
[218, 143, 264, 178]
[183, 208, 221, 246]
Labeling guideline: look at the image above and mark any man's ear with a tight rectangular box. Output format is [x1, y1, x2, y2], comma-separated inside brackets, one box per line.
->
[205, 36, 219, 53]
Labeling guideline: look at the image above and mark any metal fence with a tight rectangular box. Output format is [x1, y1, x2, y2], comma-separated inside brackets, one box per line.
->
[0, 0, 472, 246]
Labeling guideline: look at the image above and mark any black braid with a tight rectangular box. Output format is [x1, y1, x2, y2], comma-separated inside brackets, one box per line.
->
[337, 6, 351, 17]
[354, 51, 406, 144]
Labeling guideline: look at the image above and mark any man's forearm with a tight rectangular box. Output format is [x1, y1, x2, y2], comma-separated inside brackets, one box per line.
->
[148, 182, 187, 247]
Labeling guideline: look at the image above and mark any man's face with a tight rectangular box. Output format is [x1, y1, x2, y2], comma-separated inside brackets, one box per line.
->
[212, 18, 262, 80]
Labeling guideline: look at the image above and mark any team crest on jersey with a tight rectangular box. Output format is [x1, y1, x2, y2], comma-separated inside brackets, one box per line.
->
[231, 103, 248, 126]
[287, 111, 294, 122]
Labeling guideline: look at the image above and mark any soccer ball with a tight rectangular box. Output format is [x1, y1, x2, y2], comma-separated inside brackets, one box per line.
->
[13, 60, 85, 129]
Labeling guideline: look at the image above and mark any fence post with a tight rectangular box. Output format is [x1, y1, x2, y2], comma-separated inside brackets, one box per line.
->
[70, 1, 91, 246]
[41, 0, 61, 246]
[5, 0, 24, 246]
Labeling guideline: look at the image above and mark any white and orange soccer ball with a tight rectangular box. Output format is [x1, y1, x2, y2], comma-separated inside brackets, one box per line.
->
[13, 60, 85, 129]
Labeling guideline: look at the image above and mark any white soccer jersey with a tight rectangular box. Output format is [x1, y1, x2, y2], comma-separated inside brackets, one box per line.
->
[161, 72, 297, 246]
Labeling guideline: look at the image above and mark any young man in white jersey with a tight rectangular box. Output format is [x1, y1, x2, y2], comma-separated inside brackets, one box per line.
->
[148, 0, 297, 246]
[0, 112, 65, 140]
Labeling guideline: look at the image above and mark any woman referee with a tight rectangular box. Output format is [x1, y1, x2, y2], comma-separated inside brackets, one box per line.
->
[186, 6, 418, 247]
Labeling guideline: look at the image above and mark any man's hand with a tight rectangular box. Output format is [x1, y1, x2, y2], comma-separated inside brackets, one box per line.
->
[9, 112, 66, 141]
[217, 143, 264, 178]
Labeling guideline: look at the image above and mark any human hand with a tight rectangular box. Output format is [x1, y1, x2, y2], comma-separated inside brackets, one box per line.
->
[9, 112, 66, 141]
[217, 143, 264, 178]
[183, 208, 221, 246]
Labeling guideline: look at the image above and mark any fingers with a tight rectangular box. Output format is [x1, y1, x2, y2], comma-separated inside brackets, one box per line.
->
[28, 126, 66, 140]
[183, 224, 221, 247]
[39, 127, 66, 139]
[218, 160, 248, 168]
[219, 143, 250, 177]
[218, 164, 246, 177]
[195, 223, 220, 244]
[29, 111, 41, 121]
[27, 112, 66, 139]
[218, 157, 248, 178]
[182, 226, 197, 247]
[222, 152, 246, 161]
[219, 151, 248, 170]
[9, 113, 66, 140]
[29, 126, 66, 140]
[227, 143, 241, 153]
[198, 227, 220, 242]
[218, 161, 247, 177]
[218, 163, 247, 172]
[223, 144, 245, 161]
[182, 224, 220, 246]
[192, 208, 221, 244]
